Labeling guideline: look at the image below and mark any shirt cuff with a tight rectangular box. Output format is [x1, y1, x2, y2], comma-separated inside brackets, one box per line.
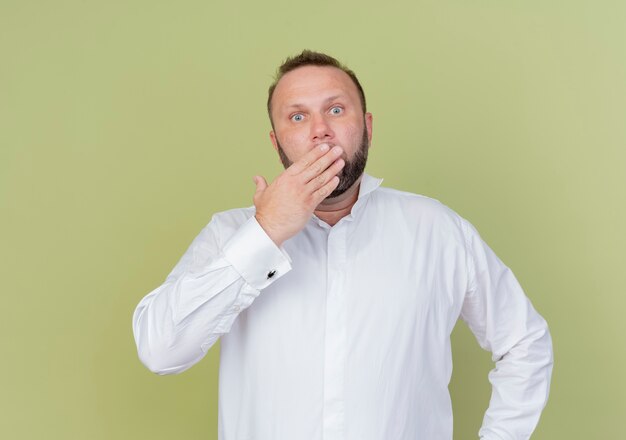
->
[222, 215, 292, 290]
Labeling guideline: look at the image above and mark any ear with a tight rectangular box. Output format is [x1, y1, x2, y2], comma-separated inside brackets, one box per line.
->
[269, 130, 279, 152]
[365, 112, 373, 144]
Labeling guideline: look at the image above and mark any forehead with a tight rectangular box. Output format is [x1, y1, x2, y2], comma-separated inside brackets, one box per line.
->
[272, 65, 360, 111]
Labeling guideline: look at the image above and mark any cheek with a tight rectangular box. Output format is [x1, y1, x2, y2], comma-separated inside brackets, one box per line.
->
[281, 129, 308, 146]
[337, 120, 364, 148]
[344, 124, 360, 140]
[276, 128, 310, 159]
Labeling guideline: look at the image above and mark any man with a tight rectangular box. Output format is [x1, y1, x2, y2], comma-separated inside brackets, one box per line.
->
[133, 50, 553, 440]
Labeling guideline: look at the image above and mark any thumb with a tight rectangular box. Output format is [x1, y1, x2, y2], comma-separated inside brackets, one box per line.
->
[253, 175, 268, 194]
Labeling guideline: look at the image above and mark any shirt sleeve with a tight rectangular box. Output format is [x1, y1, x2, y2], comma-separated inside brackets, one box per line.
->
[459, 218, 553, 440]
[132, 214, 292, 375]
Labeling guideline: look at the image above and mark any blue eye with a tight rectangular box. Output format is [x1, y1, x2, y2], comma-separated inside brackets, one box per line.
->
[330, 106, 343, 115]
[291, 114, 304, 122]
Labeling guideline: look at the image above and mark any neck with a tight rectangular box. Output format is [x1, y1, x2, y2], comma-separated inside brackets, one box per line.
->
[314, 175, 363, 226]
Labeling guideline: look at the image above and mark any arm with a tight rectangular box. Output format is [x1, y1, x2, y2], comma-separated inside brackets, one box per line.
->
[132, 215, 291, 375]
[459, 219, 553, 440]
[132, 143, 345, 375]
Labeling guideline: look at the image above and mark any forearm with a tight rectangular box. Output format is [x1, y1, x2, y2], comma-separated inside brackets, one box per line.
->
[478, 314, 553, 439]
[460, 217, 554, 439]
[132, 260, 256, 375]
[132, 214, 292, 375]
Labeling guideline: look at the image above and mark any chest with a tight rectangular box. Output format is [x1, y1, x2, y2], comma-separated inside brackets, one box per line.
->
[250, 219, 468, 339]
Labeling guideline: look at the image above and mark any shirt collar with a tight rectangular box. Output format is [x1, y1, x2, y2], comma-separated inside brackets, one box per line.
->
[350, 172, 383, 217]
[311, 173, 383, 227]
[357, 172, 384, 201]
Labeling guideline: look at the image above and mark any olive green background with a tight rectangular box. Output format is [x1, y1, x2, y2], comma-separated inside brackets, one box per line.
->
[1, 1, 624, 439]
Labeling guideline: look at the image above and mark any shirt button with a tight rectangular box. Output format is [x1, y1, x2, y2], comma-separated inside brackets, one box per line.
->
[234, 305, 241, 312]
[267, 270, 276, 279]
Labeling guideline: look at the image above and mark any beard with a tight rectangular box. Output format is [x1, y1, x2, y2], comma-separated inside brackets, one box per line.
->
[276, 124, 370, 199]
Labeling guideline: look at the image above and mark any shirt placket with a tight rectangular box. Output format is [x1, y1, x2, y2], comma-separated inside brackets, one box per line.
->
[322, 221, 348, 440]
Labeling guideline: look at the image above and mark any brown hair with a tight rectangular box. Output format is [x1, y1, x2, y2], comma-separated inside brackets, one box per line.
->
[267, 50, 367, 125]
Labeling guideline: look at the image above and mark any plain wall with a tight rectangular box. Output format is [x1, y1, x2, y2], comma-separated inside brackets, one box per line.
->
[1, 1, 624, 438]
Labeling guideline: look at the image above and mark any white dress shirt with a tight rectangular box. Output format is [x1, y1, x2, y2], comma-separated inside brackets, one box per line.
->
[132, 173, 553, 440]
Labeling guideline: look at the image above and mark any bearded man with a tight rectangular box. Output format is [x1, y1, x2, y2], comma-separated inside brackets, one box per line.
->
[133, 50, 553, 440]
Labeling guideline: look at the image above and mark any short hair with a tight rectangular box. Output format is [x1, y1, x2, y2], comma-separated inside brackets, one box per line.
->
[267, 50, 367, 125]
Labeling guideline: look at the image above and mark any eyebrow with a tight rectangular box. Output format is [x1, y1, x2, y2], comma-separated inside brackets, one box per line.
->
[285, 94, 345, 110]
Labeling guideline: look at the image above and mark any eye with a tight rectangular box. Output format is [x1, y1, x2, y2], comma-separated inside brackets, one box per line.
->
[330, 106, 343, 115]
[291, 113, 304, 122]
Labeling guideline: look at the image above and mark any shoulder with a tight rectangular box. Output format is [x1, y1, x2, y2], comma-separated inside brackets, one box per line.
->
[210, 205, 256, 229]
[211, 205, 256, 225]
[368, 185, 478, 250]
[371, 185, 464, 227]
[371, 186, 484, 261]
[198, 205, 256, 247]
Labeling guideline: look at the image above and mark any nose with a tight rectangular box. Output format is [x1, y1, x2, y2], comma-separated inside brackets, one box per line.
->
[310, 113, 334, 142]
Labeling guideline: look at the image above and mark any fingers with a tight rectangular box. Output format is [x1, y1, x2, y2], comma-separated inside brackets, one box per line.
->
[299, 145, 344, 183]
[287, 143, 333, 176]
[307, 157, 344, 191]
[254, 175, 268, 194]
[311, 176, 340, 205]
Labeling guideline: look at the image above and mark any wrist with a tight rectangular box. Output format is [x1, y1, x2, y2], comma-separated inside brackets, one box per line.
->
[254, 213, 285, 247]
